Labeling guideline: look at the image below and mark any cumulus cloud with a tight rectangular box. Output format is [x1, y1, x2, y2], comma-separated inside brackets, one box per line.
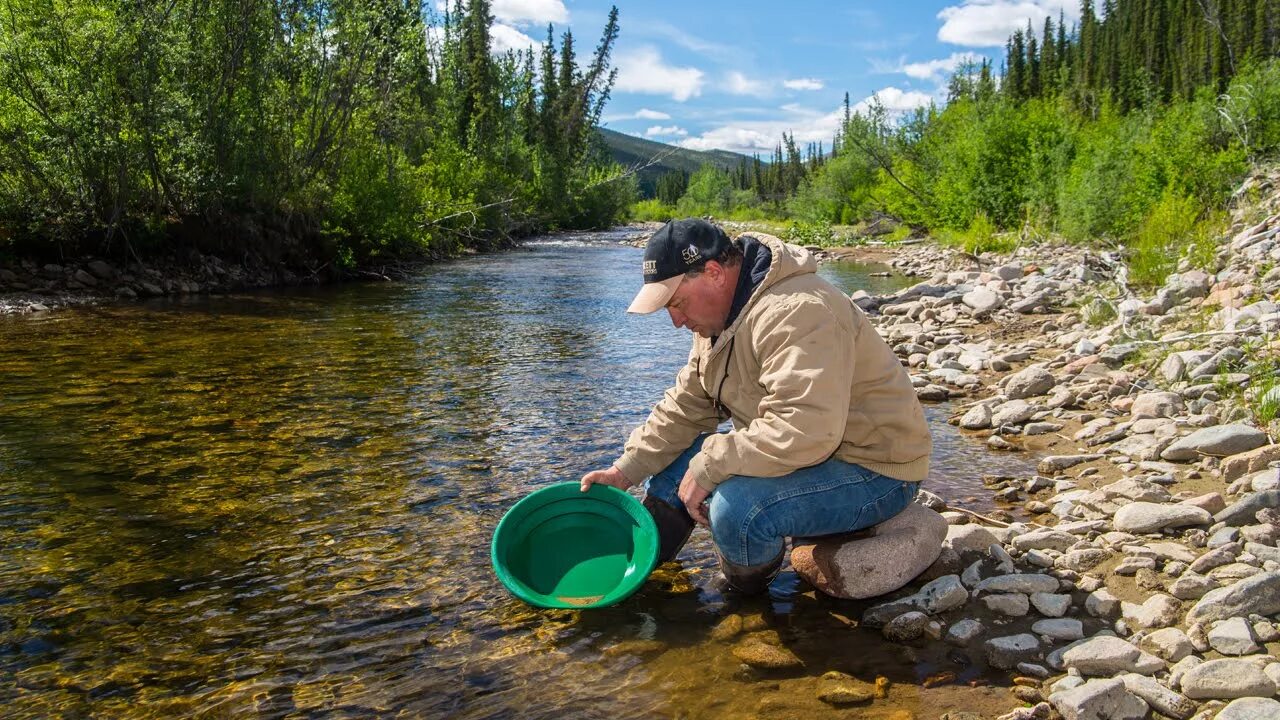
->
[853, 86, 936, 114]
[602, 108, 673, 123]
[490, 23, 541, 53]
[644, 125, 688, 138]
[615, 46, 705, 102]
[783, 78, 825, 91]
[900, 51, 986, 80]
[725, 71, 769, 97]
[678, 105, 843, 154]
[937, 1, 1080, 48]
[491, 0, 568, 26]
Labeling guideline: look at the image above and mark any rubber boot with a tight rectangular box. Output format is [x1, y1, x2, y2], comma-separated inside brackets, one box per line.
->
[714, 547, 785, 595]
[642, 495, 695, 564]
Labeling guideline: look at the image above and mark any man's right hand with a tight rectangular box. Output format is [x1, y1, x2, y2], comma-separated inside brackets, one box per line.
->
[580, 465, 632, 492]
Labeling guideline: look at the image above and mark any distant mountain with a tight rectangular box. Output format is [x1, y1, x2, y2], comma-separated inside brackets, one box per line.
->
[596, 128, 752, 198]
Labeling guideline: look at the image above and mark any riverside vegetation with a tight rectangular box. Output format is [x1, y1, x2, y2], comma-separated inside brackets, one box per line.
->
[634, 0, 1280, 289]
[0, 0, 634, 273]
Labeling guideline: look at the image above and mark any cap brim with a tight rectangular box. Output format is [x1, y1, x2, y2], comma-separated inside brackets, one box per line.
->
[626, 275, 683, 314]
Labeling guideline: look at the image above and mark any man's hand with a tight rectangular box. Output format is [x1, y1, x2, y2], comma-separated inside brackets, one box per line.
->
[580, 465, 632, 493]
[678, 470, 711, 526]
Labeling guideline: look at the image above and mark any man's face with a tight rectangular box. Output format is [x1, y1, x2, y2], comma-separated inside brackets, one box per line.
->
[664, 261, 735, 337]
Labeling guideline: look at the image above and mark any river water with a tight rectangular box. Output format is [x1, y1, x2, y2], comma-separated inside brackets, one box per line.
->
[0, 229, 1038, 718]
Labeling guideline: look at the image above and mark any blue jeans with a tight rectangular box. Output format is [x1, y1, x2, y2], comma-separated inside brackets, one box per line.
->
[644, 433, 918, 566]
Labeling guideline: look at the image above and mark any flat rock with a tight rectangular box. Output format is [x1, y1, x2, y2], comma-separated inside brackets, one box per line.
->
[974, 573, 1060, 595]
[1049, 677, 1148, 720]
[1215, 490, 1280, 527]
[1186, 571, 1280, 624]
[1214, 697, 1280, 720]
[945, 524, 998, 555]
[731, 639, 803, 669]
[946, 618, 985, 645]
[984, 593, 1030, 616]
[1012, 530, 1078, 552]
[1207, 617, 1261, 655]
[1038, 454, 1103, 475]
[1180, 658, 1277, 700]
[1030, 592, 1072, 617]
[1113, 502, 1211, 533]
[1061, 636, 1147, 676]
[985, 633, 1041, 669]
[1161, 424, 1269, 461]
[1221, 444, 1280, 481]
[1032, 618, 1084, 640]
[861, 573, 970, 625]
[1140, 627, 1194, 663]
[792, 503, 946, 600]
[1117, 673, 1197, 720]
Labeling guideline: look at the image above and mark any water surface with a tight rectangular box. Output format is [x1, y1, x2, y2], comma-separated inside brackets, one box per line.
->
[0, 230, 1035, 718]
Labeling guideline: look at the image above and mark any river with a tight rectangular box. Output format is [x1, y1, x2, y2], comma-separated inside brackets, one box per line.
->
[0, 229, 1039, 718]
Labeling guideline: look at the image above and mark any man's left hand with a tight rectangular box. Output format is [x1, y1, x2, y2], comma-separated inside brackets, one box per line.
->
[678, 470, 711, 526]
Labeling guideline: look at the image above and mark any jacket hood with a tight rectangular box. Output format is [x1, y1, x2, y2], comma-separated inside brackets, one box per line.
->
[708, 233, 817, 352]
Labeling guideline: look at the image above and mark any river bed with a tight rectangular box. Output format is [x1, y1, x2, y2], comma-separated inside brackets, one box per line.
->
[0, 229, 1040, 718]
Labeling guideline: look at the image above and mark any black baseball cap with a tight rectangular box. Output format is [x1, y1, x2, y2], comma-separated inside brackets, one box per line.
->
[627, 218, 732, 314]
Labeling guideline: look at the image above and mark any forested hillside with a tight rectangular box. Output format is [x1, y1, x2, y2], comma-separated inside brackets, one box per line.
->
[0, 1, 633, 265]
[649, 0, 1280, 286]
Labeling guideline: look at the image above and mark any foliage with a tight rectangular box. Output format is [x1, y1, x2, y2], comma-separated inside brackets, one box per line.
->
[1127, 190, 1202, 286]
[784, 221, 834, 247]
[0, 0, 629, 263]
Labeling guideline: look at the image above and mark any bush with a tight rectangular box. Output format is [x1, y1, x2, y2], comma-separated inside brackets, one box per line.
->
[1128, 190, 1201, 286]
[630, 198, 676, 222]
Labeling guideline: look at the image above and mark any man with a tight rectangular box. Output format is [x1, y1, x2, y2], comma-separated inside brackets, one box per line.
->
[580, 218, 932, 593]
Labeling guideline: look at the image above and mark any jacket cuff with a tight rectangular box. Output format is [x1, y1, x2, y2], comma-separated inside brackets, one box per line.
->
[611, 452, 650, 487]
[687, 451, 726, 492]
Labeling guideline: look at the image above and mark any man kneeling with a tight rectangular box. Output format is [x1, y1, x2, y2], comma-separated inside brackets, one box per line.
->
[581, 219, 932, 593]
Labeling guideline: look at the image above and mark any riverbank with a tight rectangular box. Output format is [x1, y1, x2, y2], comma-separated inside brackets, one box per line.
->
[819, 165, 1280, 720]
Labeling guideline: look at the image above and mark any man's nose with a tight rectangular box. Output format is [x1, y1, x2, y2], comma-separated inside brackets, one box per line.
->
[668, 308, 685, 329]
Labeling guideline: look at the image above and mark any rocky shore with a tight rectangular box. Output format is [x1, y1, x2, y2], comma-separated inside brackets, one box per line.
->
[828, 168, 1280, 720]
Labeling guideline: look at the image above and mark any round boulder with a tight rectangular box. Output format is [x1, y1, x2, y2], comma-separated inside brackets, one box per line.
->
[791, 503, 947, 600]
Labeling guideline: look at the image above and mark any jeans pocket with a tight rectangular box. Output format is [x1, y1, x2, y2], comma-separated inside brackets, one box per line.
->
[853, 480, 912, 530]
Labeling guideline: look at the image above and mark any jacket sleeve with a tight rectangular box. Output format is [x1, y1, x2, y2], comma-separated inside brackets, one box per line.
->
[612, 344, 722, 485]
[686, 298, 853, 491]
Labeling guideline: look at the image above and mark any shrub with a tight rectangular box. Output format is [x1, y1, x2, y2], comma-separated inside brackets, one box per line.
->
[1128, 190, 1201, 286]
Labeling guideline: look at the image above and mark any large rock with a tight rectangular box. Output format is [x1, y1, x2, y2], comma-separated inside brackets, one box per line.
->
[1180, 658, 1277, 700]
[1130, 391, 1185, 419]
[963, 286, 1004, 315]
[1207, 617, 1260, 655]
[1221, 444, 1280, 481]
[1061, 636, 1154, 676]
[1118, 674, 1197, 720]
[1049, 678, 1148, 720]
[1112, 502, 1211, 533]
[985, 633, 1041, 669]
[1006, 365, 1057, 400]
[792, 503, 946, 600]
[1161, 424, 1269, 461]
[1186, 572, 1280, 624]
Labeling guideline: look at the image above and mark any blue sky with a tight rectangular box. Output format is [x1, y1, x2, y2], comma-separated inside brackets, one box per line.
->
[482, 0, 1082, 155]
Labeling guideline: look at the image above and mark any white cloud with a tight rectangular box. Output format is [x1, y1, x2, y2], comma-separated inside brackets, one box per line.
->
[490, 23, 541, 53]
[678, 105, 843, 154]
[937, 1, 1080, 48]
[635, 108, 671, 120]
[783, 78, 825, 91]
[492, 0, 568, 26]
[853, 86, 936, 114]
[900, 51, 985, 80]
[644, 125, 688, 138]
[726, 71, 769, 97]
[615, 46, 705, 102]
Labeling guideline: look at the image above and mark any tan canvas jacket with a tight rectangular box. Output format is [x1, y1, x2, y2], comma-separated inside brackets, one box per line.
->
[613, 233, 931, 492]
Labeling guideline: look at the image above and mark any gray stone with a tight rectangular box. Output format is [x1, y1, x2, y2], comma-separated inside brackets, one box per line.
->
[1117, 673, 1197, 720]
[975, 573, 1061, 595]
[1140, 627, 1194, 663]
[961, 403, 994, 430]
[1121, 594, 1181, 629]
[1113, 502, 1212, 533]
[993, 399, 1039, 426]
[1190, 545, 1241, 575]
[1131, 391, 1185, 419]
[1061, 636, 1146, 676]
[883, 611, 930, 642]
[945, 618, 985, 645]
[1030, 592, 1073, 617]
[1013, 530, 1079, 552]
[1007, 365, 1057, 400]
[1162, 425, 1270, 461]
[963, 286, 1004, 314]
[1214, 697, 1280, 720]
[792, 503, 947, 600]
[985, 633, 1042, 669]
[984, 593, 1031, 616]
[945, 524, 999, 555]
[1032, 618, 1084, 640]
[86, 260, 115, 280]
[1039, 454, 1104, 475]
[1049, 678, 1149, 720]
[1215, 490, 1280, 527]
[1057, 549, 1111, 572]
[1207, 617, 1261, 655]
[1086, 588, 1121, 618]
[1180, 658, 1277, 700]
[861, 573, 970, 626]
[1186, 572, 1280, 624]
